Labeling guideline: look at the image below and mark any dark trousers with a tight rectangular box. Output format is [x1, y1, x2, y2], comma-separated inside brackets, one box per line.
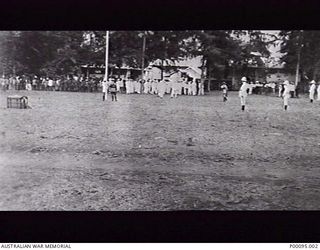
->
[111, 92, 117, 101]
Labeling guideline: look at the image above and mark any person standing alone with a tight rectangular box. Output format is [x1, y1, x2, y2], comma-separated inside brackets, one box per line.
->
[239, 77, 250, 111]
[220, 82, 228, 102]
[109, 79, 118, 101]
[282, 80, 292, 111]
[309, 80, 316, 103]
[102, 79, 109, 101]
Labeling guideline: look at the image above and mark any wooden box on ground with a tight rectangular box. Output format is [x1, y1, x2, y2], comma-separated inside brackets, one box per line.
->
[7, 95, 29, 109]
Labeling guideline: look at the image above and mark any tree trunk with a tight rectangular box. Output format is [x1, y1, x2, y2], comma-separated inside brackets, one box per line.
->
[232, 66, 235, 89]
[312, 59, 319, 80]
[295, 49, 301, 86]
[141, 34, 146, 80]
[295, 30, 303, 87]
[207, 71, 211, 92]
[206, 60, 211, 92]
[161, 59, 164, 80]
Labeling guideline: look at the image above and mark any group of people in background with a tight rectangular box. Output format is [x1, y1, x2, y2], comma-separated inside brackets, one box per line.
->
[2, 73, 320, 111]
[308, 80, 320, 103]
[0, 74, 206, 99]
[0, 75, 102, 92]
[235, 77, 320, 111]
[102, 77, 205, 101]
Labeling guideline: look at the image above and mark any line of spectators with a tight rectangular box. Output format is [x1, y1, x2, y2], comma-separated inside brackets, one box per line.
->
[0, 75, 103, 92]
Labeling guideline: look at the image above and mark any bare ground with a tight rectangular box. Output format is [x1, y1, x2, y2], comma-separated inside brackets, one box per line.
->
[0, 90, 320, 210]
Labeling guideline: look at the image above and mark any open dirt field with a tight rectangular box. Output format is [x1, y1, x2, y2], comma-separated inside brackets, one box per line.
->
[0, 90, 320, 210]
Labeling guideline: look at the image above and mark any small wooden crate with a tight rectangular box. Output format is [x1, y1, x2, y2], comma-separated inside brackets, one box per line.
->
[7, 95, 29, 109]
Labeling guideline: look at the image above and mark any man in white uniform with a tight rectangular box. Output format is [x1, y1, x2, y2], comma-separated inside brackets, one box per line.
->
[198, 79, 205, 95]
[248, 81, 254, 95]
[116, 78, 122, 92]
[102, 78, 110, 101]
[48, 78, 53, 91]
[187, 80, 192, 95]
[317, 83, 320, 101]
[135, 80, 141, 94]
[171, 80, 179, 98]
[151, 79, 157, 95]
[278, 83, 283, 97]
[191, 79, 197, 96]
[239, 77, 250, 111]
[26, 79, 32, 91]
[126, 79, 132, 94]
[309, 80, 316, 103]
[165, 80, 171, 94]
[143, 80, 150, 94]
[158, 79, 166, 98]
[282, 80, 292, 111]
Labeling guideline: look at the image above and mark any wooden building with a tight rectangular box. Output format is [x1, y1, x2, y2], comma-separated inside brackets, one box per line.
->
[80, 64, 141, 80]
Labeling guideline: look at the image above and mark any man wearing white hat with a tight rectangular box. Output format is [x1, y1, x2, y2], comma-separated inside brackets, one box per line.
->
[239, 77, 250, 111]
[309, 80, 316, 103]
[282, 80, 292, 111]
[102, 79, 109, 101]
[278, 82, 283, 97]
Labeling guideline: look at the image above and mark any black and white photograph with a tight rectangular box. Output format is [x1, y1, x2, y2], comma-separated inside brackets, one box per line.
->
[1, 29, 320, 212]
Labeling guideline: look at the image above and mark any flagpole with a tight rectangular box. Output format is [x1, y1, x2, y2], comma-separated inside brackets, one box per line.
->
[104, 31, 109, 81]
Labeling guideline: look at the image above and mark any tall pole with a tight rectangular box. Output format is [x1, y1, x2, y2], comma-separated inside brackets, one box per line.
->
[295, 46, 301, 87]
[141, 33, 146, 81]
[104, 31, 109, 81]
[295, 30, 303, 87]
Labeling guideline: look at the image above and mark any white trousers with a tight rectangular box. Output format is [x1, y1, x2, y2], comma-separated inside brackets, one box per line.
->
[198, 87, 204, 95]
[240, 95, 247, 106]
[309, 91, 315, 100]
[283, 94, 290, 106]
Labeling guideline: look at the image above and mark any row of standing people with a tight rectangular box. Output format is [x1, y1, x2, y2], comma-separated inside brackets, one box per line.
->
[141, 78, 205, 97]
[238, 77, 320, 111]
[103, 78, 205, 98]
[0, 75, 102, 92]
[307, 80, 320, 102]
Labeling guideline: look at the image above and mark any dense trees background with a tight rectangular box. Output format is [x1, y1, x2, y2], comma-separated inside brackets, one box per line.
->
[279, 30, 320, 81]
[2, 30, 318, 81]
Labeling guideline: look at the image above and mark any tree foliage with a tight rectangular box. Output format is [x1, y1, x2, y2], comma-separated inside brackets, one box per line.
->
[280, 30, 320, 80]
[0, 30, 279, 80]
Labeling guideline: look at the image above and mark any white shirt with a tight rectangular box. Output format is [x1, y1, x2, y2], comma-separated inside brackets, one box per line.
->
[102, 81, 109, 92]
[221, 84, 228, 94]
[283, 84, 292, 97]
[309, 84, 316, 93]
[239, 82, 250, 97]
